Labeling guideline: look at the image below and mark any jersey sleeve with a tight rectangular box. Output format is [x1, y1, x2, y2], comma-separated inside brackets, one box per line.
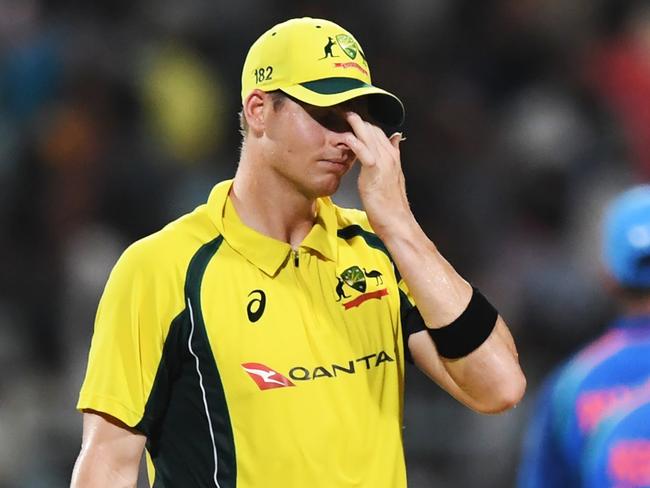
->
[398, 280, 427, 333]
[397, 277, 428, 363]
[77, 240, 184, 428]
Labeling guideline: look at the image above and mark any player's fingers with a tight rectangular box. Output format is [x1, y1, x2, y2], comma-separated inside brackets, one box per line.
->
[344, 133, 376, 167]
[389, 132, 403, 150]
[369, 125, 394, 163]
[347, 112, 398, 168]
[370, 125, 401, 166]
[346, 112, 374, 144]
[374, 126, 398, 154]
[351, 118, 387, 164]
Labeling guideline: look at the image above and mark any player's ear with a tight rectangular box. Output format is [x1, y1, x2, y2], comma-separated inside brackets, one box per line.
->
[243, 89, 267, 136]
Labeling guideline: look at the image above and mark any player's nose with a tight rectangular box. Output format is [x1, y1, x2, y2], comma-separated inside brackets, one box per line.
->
[328, 131, 355, 160]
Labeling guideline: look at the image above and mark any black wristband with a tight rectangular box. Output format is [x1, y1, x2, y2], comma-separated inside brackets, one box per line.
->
[427, 287, 498, 359]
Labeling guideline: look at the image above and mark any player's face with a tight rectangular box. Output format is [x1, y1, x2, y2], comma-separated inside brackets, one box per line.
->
[263, 94, 369, 198]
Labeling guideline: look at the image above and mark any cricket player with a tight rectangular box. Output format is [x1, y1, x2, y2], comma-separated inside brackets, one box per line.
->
[72, 17, 525, 487]
[518, 185, 650, 487]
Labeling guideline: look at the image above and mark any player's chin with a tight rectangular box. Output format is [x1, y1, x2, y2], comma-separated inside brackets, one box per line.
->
[313, 172, 344, 197]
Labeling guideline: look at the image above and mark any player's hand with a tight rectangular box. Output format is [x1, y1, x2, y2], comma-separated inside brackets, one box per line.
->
[344, 112, 411, 236]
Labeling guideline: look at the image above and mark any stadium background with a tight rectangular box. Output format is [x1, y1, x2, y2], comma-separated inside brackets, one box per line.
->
[1, 0, 649, 486]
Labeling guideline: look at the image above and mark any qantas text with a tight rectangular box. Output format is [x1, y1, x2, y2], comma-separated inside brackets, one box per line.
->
[288, 350, 394, 381]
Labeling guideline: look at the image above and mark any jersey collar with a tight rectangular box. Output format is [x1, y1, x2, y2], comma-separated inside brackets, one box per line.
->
[302, 197, 338, 263]
[206, 179, 338, 276]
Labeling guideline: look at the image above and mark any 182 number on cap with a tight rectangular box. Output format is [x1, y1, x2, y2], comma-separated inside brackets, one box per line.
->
[254, 66, 274, 83]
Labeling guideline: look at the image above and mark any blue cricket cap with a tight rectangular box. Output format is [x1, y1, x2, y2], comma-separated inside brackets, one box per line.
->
[603, 185, 650, 288]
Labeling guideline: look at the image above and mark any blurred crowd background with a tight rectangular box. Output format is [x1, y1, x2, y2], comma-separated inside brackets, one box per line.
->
[1, 0, 650, 486]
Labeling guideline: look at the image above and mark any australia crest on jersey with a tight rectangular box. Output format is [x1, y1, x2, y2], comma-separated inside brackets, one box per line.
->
[335, 265, 388, 310]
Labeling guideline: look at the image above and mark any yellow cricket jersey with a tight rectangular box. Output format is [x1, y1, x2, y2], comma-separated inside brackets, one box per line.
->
[78, 179, 418, 488]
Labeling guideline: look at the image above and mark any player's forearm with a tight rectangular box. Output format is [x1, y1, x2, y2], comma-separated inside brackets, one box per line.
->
[378, 216, 526, 412]
[71, 446, 139, 488]
[71, 412, 145, 488]
[376, 215, 473, 325]
[408, 320, 526, 413]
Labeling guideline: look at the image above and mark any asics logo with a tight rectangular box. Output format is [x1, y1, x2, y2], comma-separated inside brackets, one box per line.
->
[247, 289, 266, 323]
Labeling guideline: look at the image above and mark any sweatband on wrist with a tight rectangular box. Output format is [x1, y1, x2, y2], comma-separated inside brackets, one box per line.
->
[427, 287, 498, 359]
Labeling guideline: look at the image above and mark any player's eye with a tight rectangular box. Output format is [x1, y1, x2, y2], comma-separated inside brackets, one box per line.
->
[309, 108, 351, 133]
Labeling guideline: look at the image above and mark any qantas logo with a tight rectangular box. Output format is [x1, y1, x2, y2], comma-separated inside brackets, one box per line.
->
[242, 363, 295, 390]
[242, 351, 394, 390]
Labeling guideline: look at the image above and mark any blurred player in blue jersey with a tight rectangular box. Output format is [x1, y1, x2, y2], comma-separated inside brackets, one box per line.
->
[518, 184, 650, 488]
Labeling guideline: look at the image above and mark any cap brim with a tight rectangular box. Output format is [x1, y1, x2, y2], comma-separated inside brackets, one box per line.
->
[281, 77, 405, 127]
